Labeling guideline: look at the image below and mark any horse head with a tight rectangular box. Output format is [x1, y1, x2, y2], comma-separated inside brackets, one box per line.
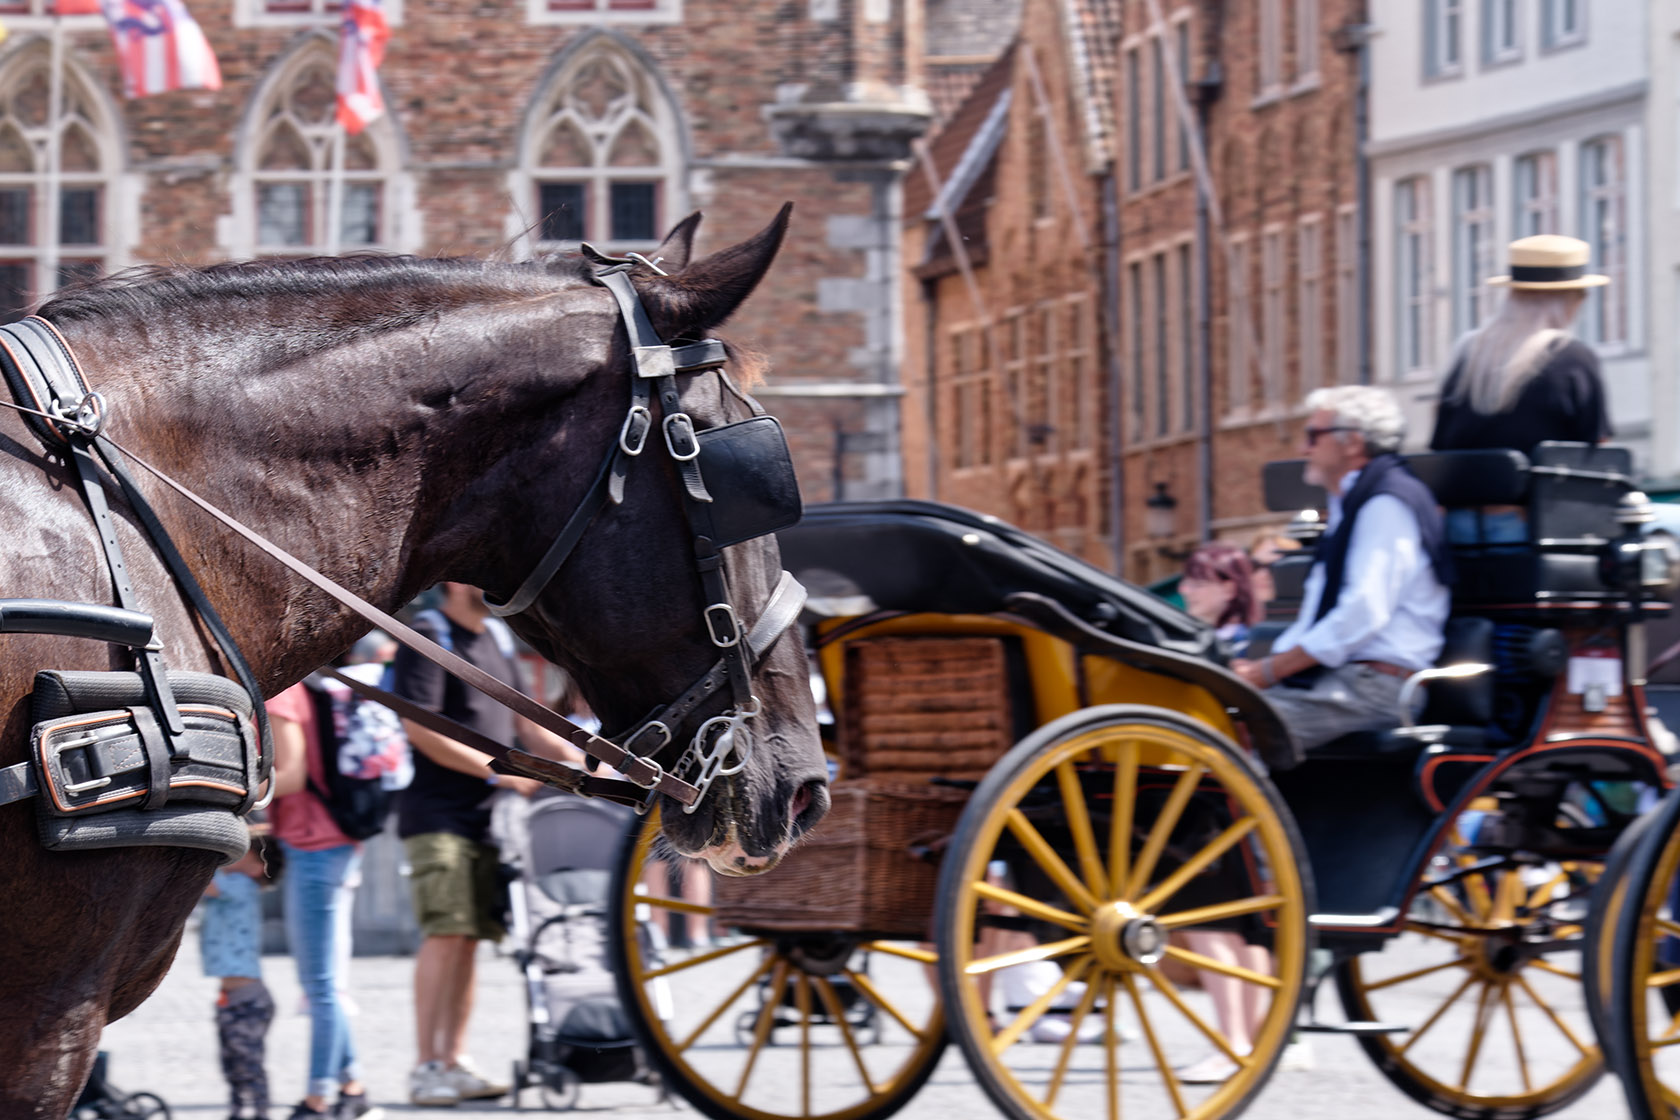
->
[499, 206, 828, 875]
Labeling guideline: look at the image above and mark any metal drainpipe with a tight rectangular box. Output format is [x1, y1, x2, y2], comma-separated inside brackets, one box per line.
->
[922, 276, 940, 500]
[1195, 100, 1214, 545]
[1353, 22, 1374, 386]
[1100, 168, 1126, 576]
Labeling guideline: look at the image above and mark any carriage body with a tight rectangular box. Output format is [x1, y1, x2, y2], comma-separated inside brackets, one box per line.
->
[608, 446, 1679, 1120]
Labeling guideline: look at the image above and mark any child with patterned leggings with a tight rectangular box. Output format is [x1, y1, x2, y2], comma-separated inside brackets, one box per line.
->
[202, 832, 283, 1120]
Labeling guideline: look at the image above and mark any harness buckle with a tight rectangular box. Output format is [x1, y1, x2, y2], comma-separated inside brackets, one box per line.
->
[679, 708, 757, 813]
[619, 405, 653, 456]
[621, 719, 672, 760]
[704, 603, 742, 648]
[664, 412, 700, 462]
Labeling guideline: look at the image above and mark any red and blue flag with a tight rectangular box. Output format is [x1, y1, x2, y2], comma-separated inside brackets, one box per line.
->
[337, 0, 389, 134]
[96, 0, 222, 99]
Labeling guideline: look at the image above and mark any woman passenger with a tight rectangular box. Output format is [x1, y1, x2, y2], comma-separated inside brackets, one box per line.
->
[1430, 234, 1611, 544]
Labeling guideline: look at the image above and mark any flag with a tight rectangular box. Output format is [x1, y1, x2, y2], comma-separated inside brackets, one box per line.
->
[97, 0, 222, 99]
[53, 0, 103, 14]
[336, 0, 389, 134]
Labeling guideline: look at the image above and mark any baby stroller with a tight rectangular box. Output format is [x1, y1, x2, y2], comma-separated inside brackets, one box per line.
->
[501, 793, 665, 1111]
[71, 1051, 170, 1120]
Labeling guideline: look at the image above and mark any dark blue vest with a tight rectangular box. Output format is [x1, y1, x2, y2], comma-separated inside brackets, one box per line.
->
[1312, 453, 1453, 624]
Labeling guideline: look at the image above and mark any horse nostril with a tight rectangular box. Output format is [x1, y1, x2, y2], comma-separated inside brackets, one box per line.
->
[788, 778, 828, 838]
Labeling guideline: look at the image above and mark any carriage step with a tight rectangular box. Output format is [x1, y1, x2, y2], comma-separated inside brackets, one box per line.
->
[1297, 1020, 1410, 1036]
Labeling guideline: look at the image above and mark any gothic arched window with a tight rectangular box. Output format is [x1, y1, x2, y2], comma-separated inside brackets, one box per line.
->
[243, 44, 399, 254]
[523, 41, 683, 251]
[0, 46, 118, 321]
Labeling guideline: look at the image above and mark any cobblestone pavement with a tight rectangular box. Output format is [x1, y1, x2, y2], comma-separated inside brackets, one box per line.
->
[96, 928, 1635, 1120]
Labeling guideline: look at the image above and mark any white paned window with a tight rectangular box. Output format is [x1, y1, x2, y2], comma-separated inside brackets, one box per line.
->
[1424, 0, 1463, 77]
[1258, 0, 1283, 96]
[0, 45, 116, 321]
[1513, 151, 1558, 236]
[1295, 0, 1319, 83]
[1178, 242, 1194, 429]
[1177, 21, 1192, 172]
[1065, 297, 1092, 449]
[1129, 262, 1145, 437]
[1154, 252, 1169, 435]
[1541, 0, 1584, 49]
[1227, 237, 1251, 413]
[1030, 301, 1056, 452]
[529, 0, 680, 25]
[233, 0, 405, 30]
[1261, 226, 1285, 404]
[1482, 0, 1520, 63]
[1452, 164, 1495, 335]
[523, 43, 684, 251]
[1003, 309, 1028, 457]
[1125, 46, 1141, 192]
[1335, 205, 1357, 383]
[1579, 134, 1626, 346]
[1151, 35, 1166, 182]
[249, 49, 395, 253]
[1297, 216, 1324, 391]
[1396, 176, 1433, 373]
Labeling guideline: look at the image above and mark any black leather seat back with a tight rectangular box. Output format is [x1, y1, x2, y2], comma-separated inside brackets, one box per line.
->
[1261, 449, 1530, 514]
[1422, 616, 1495, 727]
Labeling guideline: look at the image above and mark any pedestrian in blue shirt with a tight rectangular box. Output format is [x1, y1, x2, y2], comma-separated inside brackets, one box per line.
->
[202, 832, 283, 1120]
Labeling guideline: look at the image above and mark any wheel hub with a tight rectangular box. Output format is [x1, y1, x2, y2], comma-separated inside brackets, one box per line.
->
[1092, 901, 1165, 970]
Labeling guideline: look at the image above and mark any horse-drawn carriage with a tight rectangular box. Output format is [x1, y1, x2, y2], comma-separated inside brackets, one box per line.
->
[606, 442, 1680, 1120]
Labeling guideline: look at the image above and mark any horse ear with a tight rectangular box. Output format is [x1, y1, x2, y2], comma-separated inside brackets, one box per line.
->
[654, 212, 703, 271]
[637, 203, 792, 340]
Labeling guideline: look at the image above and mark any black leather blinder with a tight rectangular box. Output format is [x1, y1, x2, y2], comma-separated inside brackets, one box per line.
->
[692, 415, 803, 548]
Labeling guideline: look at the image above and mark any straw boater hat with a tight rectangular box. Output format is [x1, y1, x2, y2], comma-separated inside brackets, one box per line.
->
[1487, 234, 1609, 290]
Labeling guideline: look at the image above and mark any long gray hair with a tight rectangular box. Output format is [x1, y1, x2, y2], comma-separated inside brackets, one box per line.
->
[1446, 288, 1587, 413]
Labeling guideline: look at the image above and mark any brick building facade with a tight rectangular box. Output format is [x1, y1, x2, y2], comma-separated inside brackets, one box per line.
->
[902, 0, 1370, 583]
[0, 0, 1007, 503]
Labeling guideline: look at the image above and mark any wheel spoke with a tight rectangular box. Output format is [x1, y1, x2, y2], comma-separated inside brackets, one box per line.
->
[1143, 963, 1252, 1066]
[1648, 967, 1680, 989]
[1157, 894, 1287, 930]
[965, 935, 1093, 977]
[1362, 956, 1469, 993]
[812, 975, 877, 1097]
[675, 951, 778, 1052]
[641, 938, 769, 979]
[1405, 920, 1471, 945]
[1106, 975, 1121, 1120]
[972, 881, 1090, 934]
[1527, 959, 1581, 982]
[1162, 944, 1282, 988]
[1463, 871, 1494, 922]
[1513, 973, 1592, 1054]
[1503, 981, 1532, 1093]
[1524, 869, 1568, 910]
[1109, 739, 1139, 905]
[1044, 968, 1104, 1110]
[1426, 886, 1476, 928]
[1058, 758, 1107, 898]
[797, 975, 812, 1118]
[1136, 816, 1259, 916]
[862, 941, 939, 964]
[643, 894, 716, 916]
[1398, 972, 1478, 1056]
[1657, 917, 1680, 940]
[1125, 763, 1206, 900]
[1124, 970, 1188, 1116]
[992, 955, 1093, 1054]
[1007, 809, 1100, 914]
[735, 958, 792, 1098]
[1650, 1033, 1680, 1050]
[846, 967, 925, 1040]
[1458, 981, 1497, 1092]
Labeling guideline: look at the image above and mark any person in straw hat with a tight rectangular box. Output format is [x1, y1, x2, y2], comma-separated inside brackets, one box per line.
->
[1430, 234, 1612, 543]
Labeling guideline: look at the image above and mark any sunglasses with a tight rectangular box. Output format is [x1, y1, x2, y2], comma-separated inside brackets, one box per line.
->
[1304, 425, 1358, 446]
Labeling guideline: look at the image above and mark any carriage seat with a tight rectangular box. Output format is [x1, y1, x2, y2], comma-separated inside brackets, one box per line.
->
[1298, 616, 1495, 760]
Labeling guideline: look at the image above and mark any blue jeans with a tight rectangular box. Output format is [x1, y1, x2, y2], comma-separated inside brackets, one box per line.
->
[281, 841, 362, 1097]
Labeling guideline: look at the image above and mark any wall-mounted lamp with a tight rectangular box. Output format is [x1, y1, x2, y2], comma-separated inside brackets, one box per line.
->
[1145, 481, 1179, 543]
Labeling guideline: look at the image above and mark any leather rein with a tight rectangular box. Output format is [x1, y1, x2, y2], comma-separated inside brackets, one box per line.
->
[0, 255, 805, 814]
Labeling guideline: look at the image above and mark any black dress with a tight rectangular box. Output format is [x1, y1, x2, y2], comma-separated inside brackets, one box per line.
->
[1430, 336, 1612, 456]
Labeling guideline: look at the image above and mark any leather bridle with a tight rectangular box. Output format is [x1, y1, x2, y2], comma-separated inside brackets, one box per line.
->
[0, 252, 807, 816]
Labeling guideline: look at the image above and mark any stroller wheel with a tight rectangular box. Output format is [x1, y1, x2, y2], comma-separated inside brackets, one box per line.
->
[734, 1007, 779, 1048]
[540, 1067, 581, 1112]
[119, 1093, 170, 1120]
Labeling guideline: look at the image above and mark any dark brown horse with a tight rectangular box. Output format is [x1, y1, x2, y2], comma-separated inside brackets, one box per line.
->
[0, 208, 826, 1109]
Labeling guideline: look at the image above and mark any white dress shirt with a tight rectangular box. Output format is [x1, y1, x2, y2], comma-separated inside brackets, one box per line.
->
[1274, 467, 1450, 671]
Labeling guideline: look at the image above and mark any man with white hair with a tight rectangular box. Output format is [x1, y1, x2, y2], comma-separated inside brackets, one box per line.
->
[1231, 386, 1452, 752]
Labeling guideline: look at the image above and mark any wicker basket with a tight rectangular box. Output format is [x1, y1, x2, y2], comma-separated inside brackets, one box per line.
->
[839, 636, 1015, 782]
[710, 780, 971, 938]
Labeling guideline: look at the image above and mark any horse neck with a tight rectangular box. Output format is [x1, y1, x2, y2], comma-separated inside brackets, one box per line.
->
[67, 291, 617, 688]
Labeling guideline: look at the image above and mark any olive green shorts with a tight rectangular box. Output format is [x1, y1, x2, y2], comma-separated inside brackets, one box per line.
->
[404, 832, 506, 941]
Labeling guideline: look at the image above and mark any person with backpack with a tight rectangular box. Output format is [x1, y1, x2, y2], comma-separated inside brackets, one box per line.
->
[267, 680, 383, 1120]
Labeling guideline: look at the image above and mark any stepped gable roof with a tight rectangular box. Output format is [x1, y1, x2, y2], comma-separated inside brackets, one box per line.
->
[1057, 0, 1122, 172]
[924, 58, 995, 126]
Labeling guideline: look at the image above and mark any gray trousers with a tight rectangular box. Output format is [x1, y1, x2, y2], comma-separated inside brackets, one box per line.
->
[1263, 662, 1408, 753]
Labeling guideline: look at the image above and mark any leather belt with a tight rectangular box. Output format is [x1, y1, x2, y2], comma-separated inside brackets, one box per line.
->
[1357, 660, 1414, 680]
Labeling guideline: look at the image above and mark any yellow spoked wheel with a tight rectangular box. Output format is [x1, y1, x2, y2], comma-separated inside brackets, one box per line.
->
[1605, 786, 1680, 1120]
[1336, 833, 1604, 1119]
[608, 809, 948, 1120]
[934, 706, 1312, 1120]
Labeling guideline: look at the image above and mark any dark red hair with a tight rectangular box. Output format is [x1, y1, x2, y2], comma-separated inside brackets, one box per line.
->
[1182, 542, 1256, 630]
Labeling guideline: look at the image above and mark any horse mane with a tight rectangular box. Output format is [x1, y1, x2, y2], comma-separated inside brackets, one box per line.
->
[38, 252, 598, 327]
